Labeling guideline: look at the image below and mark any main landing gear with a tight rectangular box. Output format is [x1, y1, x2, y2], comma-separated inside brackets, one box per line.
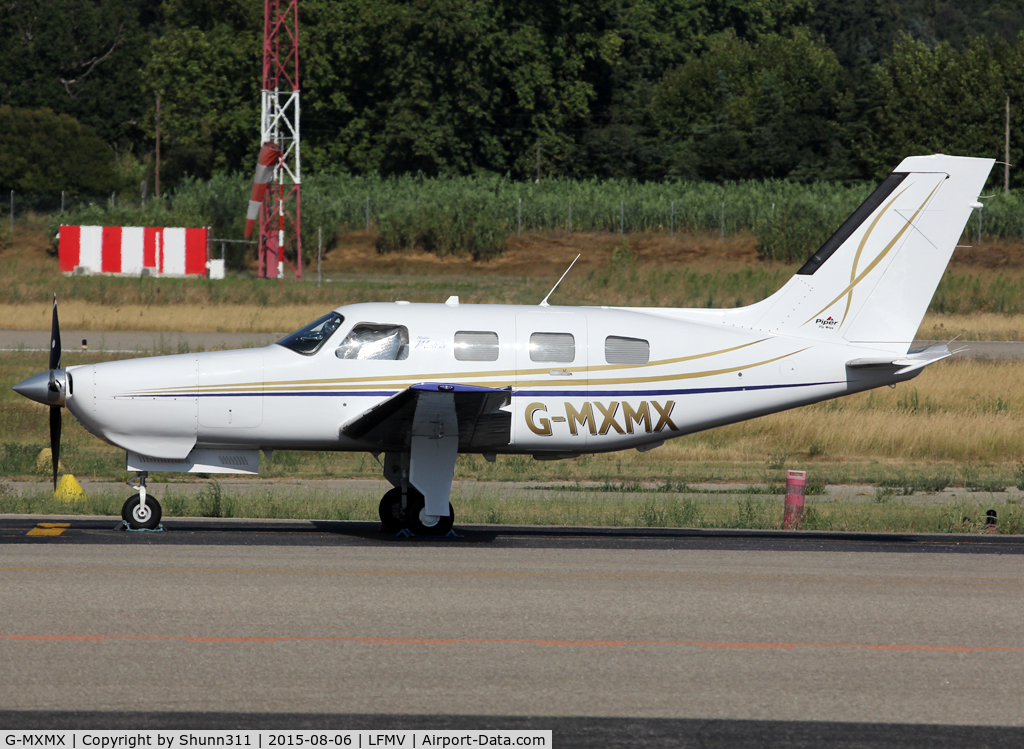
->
[378, 487, 454, 536]
[123, 471, 162, 530]
[378, 451, 456, 536]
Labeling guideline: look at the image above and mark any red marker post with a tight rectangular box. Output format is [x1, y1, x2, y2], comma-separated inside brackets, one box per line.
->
[783, 470, 807, 530]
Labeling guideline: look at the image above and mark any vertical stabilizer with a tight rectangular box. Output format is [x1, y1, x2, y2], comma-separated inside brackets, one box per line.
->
[745, 155, 993, 353]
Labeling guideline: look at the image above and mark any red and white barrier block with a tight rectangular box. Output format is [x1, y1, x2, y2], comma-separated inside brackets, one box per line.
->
[59, 226, 210, 277]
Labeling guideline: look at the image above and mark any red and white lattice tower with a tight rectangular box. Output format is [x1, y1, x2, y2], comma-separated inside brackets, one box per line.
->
[257, 0, 301, 279]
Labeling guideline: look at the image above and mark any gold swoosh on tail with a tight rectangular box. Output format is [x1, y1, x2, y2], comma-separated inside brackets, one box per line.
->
[804, 180, 942, 326]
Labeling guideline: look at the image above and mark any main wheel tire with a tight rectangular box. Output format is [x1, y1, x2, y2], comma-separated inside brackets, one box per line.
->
[378, 487, 405, 530]
[122, 494, 162, 530]
[407, 495, 455, 537]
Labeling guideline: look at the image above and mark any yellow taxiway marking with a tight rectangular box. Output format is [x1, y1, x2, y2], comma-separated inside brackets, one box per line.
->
[25, 523, 71, 537]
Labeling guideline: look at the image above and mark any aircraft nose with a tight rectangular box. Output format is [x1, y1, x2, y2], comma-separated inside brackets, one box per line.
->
[13, 370, 64, 406]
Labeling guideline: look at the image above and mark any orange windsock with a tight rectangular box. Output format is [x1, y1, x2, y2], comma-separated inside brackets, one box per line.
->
[244, 142, 284, 238]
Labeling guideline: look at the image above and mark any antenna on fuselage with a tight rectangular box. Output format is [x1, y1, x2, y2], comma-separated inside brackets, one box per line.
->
[539, 254, 581, 307]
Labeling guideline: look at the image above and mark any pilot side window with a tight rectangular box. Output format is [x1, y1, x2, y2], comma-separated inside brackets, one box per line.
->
[529, 332, 575, 363]
[454, 331, 499, 361]
[277, 312, 344, 355]
[605, 336, 650, 365]
[335, 323, 409, 360]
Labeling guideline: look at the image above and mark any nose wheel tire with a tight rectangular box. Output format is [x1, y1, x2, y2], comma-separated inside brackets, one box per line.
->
[378, 488, 454, 535]
[122, 494, 162, 530]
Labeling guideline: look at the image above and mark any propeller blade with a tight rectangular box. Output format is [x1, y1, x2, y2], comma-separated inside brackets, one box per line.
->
[244, 141, 284, 238]
[49, 293, 61, 373]
[49, 405, 61, 492]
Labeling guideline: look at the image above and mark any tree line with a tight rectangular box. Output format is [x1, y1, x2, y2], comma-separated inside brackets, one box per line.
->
[4, 0, 1024, 194]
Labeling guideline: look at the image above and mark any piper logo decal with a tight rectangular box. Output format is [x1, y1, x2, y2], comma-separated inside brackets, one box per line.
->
[526, 401, 677, 437]
[815, 316, 839, 330]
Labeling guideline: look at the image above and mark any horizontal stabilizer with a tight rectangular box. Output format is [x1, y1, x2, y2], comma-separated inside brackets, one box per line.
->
[846, 344, 952, 375]
[342, 383, 511, 452]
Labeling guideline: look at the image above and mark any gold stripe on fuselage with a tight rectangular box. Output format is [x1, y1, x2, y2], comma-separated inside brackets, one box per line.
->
[129, 338, 772, 395]
[125, 347, 804, 396]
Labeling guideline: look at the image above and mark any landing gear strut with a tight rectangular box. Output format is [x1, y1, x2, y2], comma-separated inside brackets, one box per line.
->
[378, 453, 455, 536]
[123, 471, 162, 530]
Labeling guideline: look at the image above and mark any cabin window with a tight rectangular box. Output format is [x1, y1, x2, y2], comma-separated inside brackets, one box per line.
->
[605, 336, 650, 365]
[529, 332, 575, 363]
[335, 323, 409, 360]
[277, 312, 345, 355]
[454, 331, 499, 361]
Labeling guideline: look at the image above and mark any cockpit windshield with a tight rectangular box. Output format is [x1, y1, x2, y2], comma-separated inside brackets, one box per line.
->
[276, 312, 344, 355]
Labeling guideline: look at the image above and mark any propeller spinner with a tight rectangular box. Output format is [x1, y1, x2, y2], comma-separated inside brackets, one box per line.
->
[12, 294, 65, 490]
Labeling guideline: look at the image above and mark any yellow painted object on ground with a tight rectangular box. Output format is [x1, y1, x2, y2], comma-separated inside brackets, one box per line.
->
[54, 474, 86, 503]
[35, 448, 64, 474]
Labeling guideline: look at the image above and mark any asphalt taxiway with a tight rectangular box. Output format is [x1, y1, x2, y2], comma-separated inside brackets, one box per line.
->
[1, 517, 1023, 746]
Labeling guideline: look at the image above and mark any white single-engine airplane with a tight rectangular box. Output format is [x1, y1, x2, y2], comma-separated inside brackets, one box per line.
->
[15, 155, 992, 533]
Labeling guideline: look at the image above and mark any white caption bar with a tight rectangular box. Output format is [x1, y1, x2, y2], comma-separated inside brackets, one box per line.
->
[1, 731, 551, 749]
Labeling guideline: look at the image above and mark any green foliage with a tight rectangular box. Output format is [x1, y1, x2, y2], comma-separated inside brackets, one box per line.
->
[375, 200, 508, 260]
[878, 470, 954, 495]
[811, 0, 1024, 70]
[141, 9, 260, 180]
[300, 0, 620, 178]
[650, 29, 853, 182]
[303, 171, 875, 237]
[0, 0, 153, 146]
[48, 170, 888, 267]
[756, 198, 836, 262]
[637, 497, 702, 527]
[5, 0, 1024, 187]
[855, 35, 1024, 187]
[197, 480, 232, 518]
[0, 443, 40, 475]
[0, 107, 119, 194]
[735, 498, 778, 528]
[895, 388, 938, 415]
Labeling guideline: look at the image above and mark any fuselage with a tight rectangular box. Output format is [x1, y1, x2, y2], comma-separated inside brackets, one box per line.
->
[62, 301, 914, 461]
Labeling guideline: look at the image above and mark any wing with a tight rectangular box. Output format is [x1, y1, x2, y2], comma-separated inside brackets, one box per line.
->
[341, 383, 511, 452]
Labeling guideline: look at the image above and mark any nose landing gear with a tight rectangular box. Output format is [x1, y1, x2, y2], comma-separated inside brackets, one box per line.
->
[123, 471, 162, 530]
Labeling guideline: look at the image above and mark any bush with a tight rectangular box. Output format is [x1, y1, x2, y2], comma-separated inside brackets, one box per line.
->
[376, 199, 507, 260]
[0, 107, 119, 195]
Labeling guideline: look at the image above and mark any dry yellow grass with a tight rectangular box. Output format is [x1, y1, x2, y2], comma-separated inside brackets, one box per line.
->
[0, 302, 324, 333]
[918, 313, 1024, 341]
[664, 357, 1024, 464]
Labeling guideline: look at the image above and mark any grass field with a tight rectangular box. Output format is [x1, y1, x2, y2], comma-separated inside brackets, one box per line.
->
[3, 481, 1022, 534]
